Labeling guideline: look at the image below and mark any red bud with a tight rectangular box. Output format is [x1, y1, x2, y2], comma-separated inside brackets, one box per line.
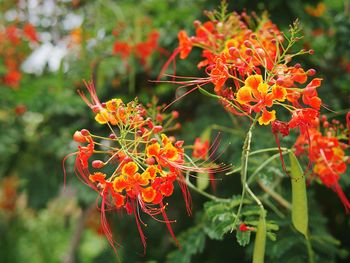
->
[92, 160, 104, 169]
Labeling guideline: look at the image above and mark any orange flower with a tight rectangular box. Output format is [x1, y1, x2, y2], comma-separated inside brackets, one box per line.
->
[3, 70, 21, 88]
[67, 80, 228, 254]
[122, 162, 139, 176]
[113, 192, 125, 208]
[210, 57, 229, 93]
[23, 23, 39, 43]
[113, 176, 128, 192]
[294, 121, 350, 212]
[302, 78, 322, 109]
[258, 109, 276, 125]
[113, 41, 131, 59]
[95, 109, 109, 124]
[236, 75, 276, 116]
[271, 84, 287, 102]
[192, 138, 209, 159]
[141, 187, 157, 202]
[162, 143, 179, 161]
[146, 143, 161, 157]
[178, 30, 193, 59]
[142, 165, 158, 180]
[305, 2, 326, 17]
[89, 172, 107, 184]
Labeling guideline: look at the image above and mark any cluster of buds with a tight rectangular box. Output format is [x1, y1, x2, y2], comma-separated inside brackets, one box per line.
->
[0, 23, 39, 88]
[164, 6, 321, 132]
[65, 81, 227, 253]
[294, 115, 350, 212]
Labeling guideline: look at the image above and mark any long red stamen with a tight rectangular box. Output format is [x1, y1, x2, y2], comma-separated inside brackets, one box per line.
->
[132, 200, 147, 254]
[333, 182, 350, 213]
[160, 201, 179, 247]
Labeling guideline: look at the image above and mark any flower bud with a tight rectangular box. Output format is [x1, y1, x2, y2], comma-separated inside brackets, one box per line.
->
[146, 157, 156, 165]
[193, 20, 201, 27]
[136, 130, 143, 137]
[172, 110, 179, 119]
[229, 47, 239, 57]
[73, 131, 87, 143]
[276, 78, 284, 86]
[156, 113, 163, 122]
[147, 119, 154, 129]
[307, 69, 316, 76]
[256, 48, 265, 56]
[250, 33, 257, 40]
[243, 40, 251, 47]
[153, 125, 163, 133]
[245, 48, 253, 56]
[175, 140, 184, 148]
[91, 105, 100, 113]
[92, 160, 105, 169]
[109, 133, 116, 139]
[80, 129, 90, 136]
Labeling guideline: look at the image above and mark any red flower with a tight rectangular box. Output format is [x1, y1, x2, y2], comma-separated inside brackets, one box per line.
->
[6, 25, 20, 45]
[294, 123, 350, 212]
[192, 138, 210, 159]
[178, 30, 193, 59]
[3, 70, 21, 88]
[23, 23, 39, 43]
[113, 41, 131, 59]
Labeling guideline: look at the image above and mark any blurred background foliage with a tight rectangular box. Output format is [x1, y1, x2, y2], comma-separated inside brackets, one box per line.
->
[0, 0, 349, 262]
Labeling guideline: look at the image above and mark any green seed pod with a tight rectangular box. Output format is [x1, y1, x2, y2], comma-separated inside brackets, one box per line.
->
[289, 151, 308, 237]
[252, 209, 266, 263]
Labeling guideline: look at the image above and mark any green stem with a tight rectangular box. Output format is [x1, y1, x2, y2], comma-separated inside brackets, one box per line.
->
[230, 115, 267, 263]
[249, 147, 288, 156]
[186, 176, 229, 202]
[226, 148, 289, 175]
[305, 234, 314, 263]
[233, 116, 259, 227]
[252, 208, 267, 263]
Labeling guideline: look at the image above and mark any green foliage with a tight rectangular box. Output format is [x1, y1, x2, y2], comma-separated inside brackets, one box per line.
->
[236, 227, 251, 246]
[202, 198, 278, 243]
[166, 225, 206, 263]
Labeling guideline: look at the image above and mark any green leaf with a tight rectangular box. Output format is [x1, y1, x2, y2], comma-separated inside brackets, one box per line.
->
[236, 229, 251, 247]
[166, 225, 206, 263]
[289, 151, 309, 237]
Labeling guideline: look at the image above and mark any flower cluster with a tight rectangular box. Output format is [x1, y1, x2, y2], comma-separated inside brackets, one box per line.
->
[112, 18, 160, 70]
[294, 115, 350, 212]
[65, 81, 226, 253]
[164, 6, 321, 132]
[0, 23, 39, 88]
